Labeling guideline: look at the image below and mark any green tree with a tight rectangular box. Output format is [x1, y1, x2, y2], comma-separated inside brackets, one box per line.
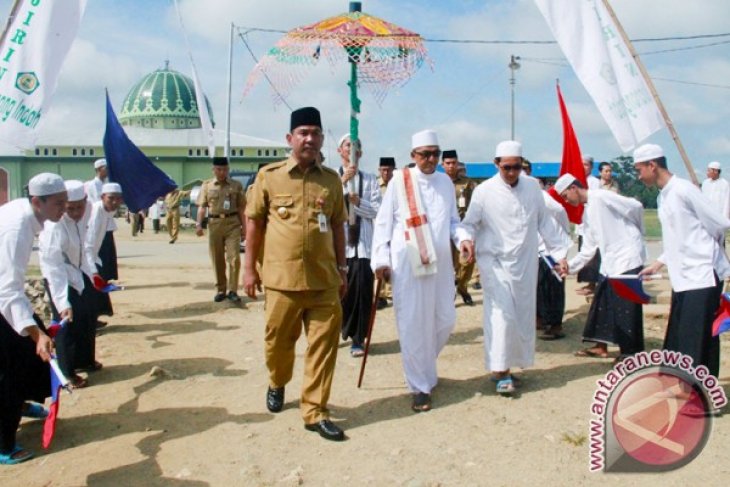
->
[610, 155, 659, 209]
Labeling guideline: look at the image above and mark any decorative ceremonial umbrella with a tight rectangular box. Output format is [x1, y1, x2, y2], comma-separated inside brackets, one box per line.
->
[245, 1, 430, 194]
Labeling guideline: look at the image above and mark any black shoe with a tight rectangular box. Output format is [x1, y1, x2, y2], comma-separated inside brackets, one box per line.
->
[472, 282, 482, 290]
[266, 386, 284, 413]
[169, 239, 176, 244]
[460, 291, 474, 306]
[213, 292, 226, 302]
[227, 292, 241, 302]
[304, 419, 345, 441]
[376, 298, 388, 310]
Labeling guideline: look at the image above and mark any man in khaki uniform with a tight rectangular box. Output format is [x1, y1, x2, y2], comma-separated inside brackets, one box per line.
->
[442, 150, 476, 305]
[376, 157, 396, 309]
[164, 188, 191, 244]
[244, 107, 348, 442]
[196, 157, 245, 302]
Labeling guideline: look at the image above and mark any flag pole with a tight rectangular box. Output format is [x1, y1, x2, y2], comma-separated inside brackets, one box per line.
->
[600, 0, 698, 185]
[225, 22, 234, 159]
[0, 0, 22, 47]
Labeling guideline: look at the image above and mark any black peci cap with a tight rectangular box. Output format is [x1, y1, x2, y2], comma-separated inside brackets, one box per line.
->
[212, 157, 229, 166]
[442, 149, 458, 160]
[290, 106, 322, 132]
[379, 157, 396, 168]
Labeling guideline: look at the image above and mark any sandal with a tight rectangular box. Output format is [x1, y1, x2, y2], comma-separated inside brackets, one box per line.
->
[574, 348, 610, 359]
[69, 375, 89, 389]
[496, 378, 515, 396]
[350, 346, 365, 358]
[490, 374, 522, 387]
[22, 402, 49, 419]
[538, 329, 566, 341]
[0, 445, 34, 465]
[411, 392, 432, 412]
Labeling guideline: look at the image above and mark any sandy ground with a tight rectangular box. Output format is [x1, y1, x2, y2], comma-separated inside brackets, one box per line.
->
[3, 220, 730, 486]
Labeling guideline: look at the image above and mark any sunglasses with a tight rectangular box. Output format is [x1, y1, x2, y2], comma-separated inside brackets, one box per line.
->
[414, 149, 442, 159]
[500, 164, 523, 172]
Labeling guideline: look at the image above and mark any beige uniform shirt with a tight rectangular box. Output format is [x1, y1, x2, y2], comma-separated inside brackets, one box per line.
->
[164, 189, 191, 209]
[197, 178, 245, 216]
[246, 158, 346, 291]
[452, 175, 476, 220]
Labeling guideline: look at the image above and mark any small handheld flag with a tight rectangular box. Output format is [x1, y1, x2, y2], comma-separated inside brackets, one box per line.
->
[607, 275, 652, 304]
[712, 293, 730, 337]
[43, 357, 71, 449]
[46, 317, 69, 339]
[539, 251, 563, 282]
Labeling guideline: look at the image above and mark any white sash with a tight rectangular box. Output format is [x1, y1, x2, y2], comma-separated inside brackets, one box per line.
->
[394, 168, 438, 277]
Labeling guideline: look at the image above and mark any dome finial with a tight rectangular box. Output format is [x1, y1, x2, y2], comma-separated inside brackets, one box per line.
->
[164, 59, 170, 70]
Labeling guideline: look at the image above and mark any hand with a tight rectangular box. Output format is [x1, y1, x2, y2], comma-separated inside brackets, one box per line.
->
[195, 224, 204, 237]
[60, 307, 73, 323]
[557, 259, 569, 278]
[27, 326, 54, 363]
[243, 268, 262, 300]
[639, 261, 664, 279]
[347, 194, 361, 207]
[375, 266, 392, 283]
[338, 269, 348, 300]
[341, 165, 357, 184]
[459, 240, 475, 264]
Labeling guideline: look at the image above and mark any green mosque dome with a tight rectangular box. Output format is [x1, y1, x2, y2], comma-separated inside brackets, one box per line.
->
[119, 62, 215, 130]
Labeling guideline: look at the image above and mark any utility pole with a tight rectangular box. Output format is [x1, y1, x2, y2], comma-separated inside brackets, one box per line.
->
[509, 55, 521, 140]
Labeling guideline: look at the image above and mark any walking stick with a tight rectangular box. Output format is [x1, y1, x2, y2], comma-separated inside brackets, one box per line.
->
[357, 278, 383, 388]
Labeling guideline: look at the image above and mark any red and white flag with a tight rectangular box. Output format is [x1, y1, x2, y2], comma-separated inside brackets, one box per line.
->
[534, 0, 664, 152]
[0, 0, 88, 149]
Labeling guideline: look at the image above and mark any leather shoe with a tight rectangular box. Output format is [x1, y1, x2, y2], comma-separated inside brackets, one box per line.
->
[460, 291, 474, 306]
[213, 292, 226, 302]
[376, 297, 388, 310]
[304, 419, 345, 441]
[266, 386, 284, 413]
[227, 292, 241, 302]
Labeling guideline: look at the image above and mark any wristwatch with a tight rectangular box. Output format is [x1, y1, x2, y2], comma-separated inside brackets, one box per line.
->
[337, 265, 349, 273]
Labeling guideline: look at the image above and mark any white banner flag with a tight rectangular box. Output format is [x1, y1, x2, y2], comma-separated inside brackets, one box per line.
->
[534, 0, 665, 152]
[0, 0, 87, 149]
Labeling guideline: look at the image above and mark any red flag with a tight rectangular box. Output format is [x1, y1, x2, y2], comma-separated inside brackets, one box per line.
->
[548, 84, 586, 224]
[43, 358, 68, 449]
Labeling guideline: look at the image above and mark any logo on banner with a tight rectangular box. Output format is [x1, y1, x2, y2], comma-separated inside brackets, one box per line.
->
[588, 350, 727, 473]
[15, 72, 40, 95]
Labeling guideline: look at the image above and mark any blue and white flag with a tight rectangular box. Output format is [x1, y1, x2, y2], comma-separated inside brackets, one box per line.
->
[103, 91, 177, 212]
[0, 0, 88, 149]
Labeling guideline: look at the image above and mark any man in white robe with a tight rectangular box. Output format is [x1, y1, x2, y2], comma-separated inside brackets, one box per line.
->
[701, 161, 730, 222]
[461, 141, 569, 396]
[371, 129, 472, 412]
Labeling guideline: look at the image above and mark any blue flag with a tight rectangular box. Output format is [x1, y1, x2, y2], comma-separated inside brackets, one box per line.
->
[103, 91, 177, 212]
[607, 276, 651, 305]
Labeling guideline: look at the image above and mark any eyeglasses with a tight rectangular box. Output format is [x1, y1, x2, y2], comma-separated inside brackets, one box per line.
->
[413, 149, 442, 159]
[500, 164, 523, 172]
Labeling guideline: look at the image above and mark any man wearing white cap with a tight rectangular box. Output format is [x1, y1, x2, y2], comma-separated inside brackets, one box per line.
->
[701, 161, 730, 224]
[84, 182, 123, 328]
[460, 141, 569, 396]
[39, 181, 99, 389]
[635, 144, 730, 378]
[85, 159, 107, 204]
[337, 134, 382, 357]
[372, 129, 473, 412]
[0, 173, 66, 464]
[555, 174, 646, 361]
[576, 154, 602, 295]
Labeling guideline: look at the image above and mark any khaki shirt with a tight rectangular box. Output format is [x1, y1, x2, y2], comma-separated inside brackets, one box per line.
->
[197, 177, 245, 216]
[164, 189, 191, 209]
[246, 157, 346, 291]
[378, 176, 388, 196]
[452, 175, 476, 220]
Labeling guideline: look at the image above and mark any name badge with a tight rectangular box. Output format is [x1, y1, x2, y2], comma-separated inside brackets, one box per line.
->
[223, 198, 231, 211]
[318, 212, 328, 233]
[458, 196, 466, 208]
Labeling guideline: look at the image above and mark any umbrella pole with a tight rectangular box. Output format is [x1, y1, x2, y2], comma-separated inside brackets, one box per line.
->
[347, 61, 361, 225]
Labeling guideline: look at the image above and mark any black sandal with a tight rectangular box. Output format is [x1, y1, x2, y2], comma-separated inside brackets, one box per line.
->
[411, 392, 432, 413]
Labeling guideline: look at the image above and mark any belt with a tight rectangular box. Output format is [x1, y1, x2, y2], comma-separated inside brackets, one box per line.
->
[209, 213, 237, 219]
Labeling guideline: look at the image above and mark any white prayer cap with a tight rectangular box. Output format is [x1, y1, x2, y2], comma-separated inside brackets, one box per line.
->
[102, 182, 122, 195]
[633, 144, 664, 164]
[64, 180, 86, 201]
[708, 161, 721, 170]
[338, 133, 350, 147]
[554, 174, 577, 194]
[411, 129, 439, 149]
[94, 158, 107, 169]
[495, 140, 522, 158]
[28, 173, 65, 197]
[582, 154, 594, 163]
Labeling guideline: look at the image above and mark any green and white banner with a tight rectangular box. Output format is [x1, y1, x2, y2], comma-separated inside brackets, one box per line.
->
[0, 0, 87, 149]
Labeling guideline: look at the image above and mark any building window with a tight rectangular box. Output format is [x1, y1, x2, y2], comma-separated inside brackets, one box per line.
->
[273, 150, 278, 156]
[196, 149, 201, 156]
[188, 149, 193, 156]
[204, 149, 209, 156]
[43, 148, 48, 156]
[72, 148, 77, 156]
[265, 149, 270, 156]
[52, 148, 58, 156]
[35, 148, 40, 156]
[257, 149, 262, 157]
[90, 148, 95, 156]
[81, 148, 86, 156]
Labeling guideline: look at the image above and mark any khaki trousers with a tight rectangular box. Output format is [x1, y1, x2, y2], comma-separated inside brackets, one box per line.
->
[166, 209, 180, 241]
[451, 243, 475, 295]
[264, 287, 342, 424]
[207, 216, 241, 294]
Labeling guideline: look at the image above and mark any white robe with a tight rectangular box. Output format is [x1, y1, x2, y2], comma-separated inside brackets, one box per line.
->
[371, 168, 470, 393]
[462, 174, 569, 372]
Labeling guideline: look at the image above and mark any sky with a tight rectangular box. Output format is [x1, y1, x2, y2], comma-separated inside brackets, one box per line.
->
[0, 0, 728, 176]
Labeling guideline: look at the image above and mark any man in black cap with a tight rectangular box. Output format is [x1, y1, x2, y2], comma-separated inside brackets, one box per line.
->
[244, 107, 348, 441]
[196, 157, 246, 302]
[442, 150, 476, 305]
[376, 157, 396, 309]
